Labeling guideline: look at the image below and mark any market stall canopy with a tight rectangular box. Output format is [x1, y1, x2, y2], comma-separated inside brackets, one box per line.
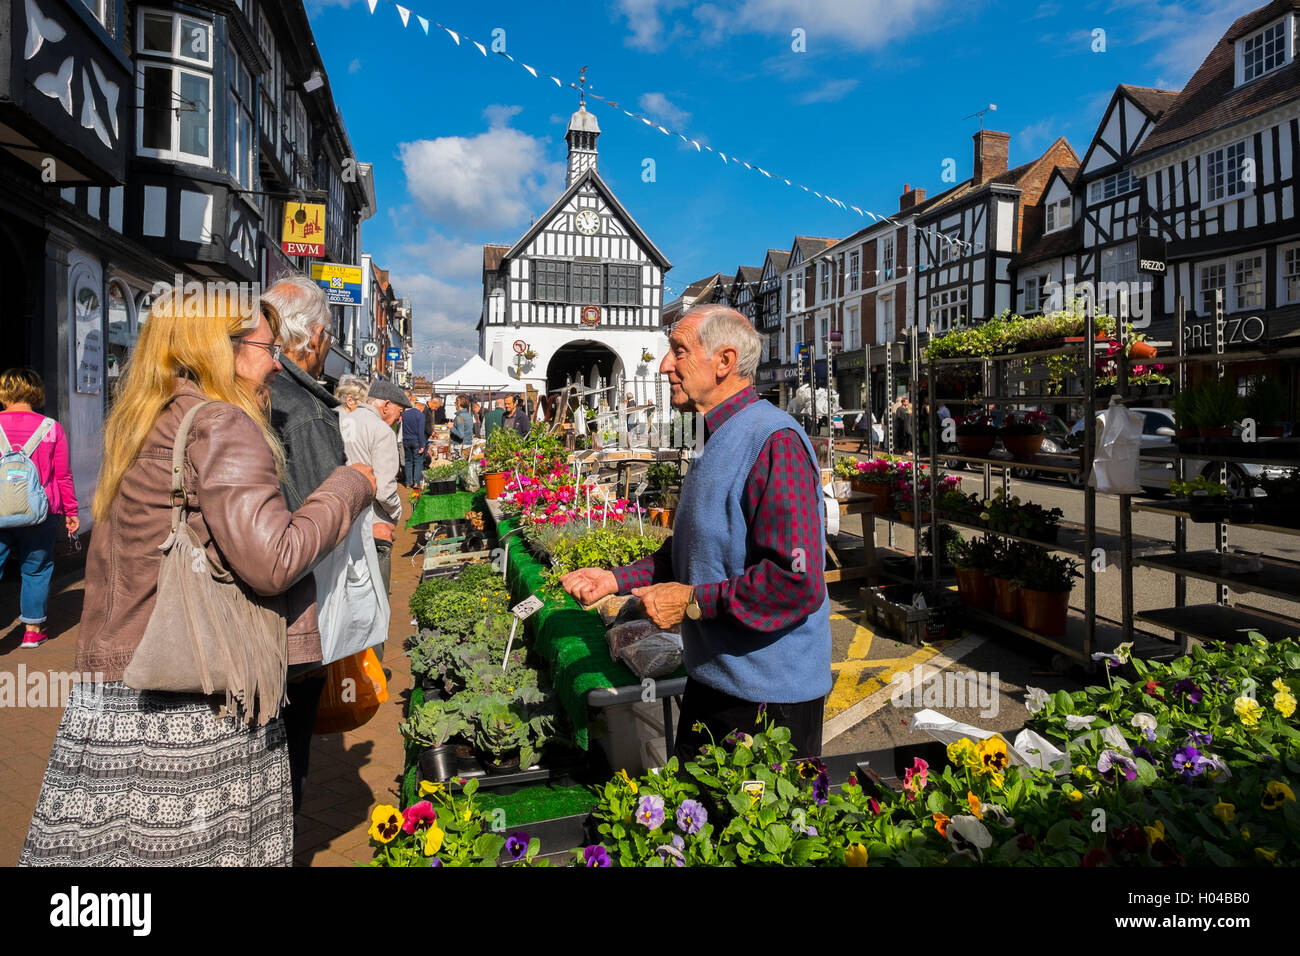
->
[432, 355, 526, 395]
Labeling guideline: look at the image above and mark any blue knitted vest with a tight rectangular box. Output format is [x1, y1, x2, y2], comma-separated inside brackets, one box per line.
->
[671, 399, 832, 703]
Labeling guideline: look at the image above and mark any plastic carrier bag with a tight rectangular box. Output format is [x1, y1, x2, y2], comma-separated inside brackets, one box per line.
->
[1089, 398, 1143, 495]
[314, 647, 389, 735]
[619, 632, 683, 679]
[606, 619, 660, 660]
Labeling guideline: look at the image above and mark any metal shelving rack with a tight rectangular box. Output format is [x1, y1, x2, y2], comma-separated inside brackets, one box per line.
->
[1118, 292, 1300, 648]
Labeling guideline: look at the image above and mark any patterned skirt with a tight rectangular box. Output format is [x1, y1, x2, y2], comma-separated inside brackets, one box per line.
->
[20, 682, 293, 866]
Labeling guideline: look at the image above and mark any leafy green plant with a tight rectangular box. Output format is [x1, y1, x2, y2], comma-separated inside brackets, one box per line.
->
[407, 628, 461, 682]
[646, 462, 681, 488]
[545, 526, 667, 578]
[1172, 386, 1200, 428]
[1188, 378, 1242, 430]
[466, 690, 555, 768]
[400, 697, 471, 749]
[950, 535, 999, 570]
[424, 463, 457, 482]
[1244, 375, 1290, 425]
[1169, 475, 1228, 497]
[1014, 550, 1080, 592]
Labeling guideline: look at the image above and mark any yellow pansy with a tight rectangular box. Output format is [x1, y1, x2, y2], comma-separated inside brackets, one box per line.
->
[1143, 820, 1165, 845]
[976, 736, 1010, 776]
[1261, 781, 1296, 810]
[1065, 788, 1083, 804]
[616, 769, 640, 795]
[419, 780, 445, 797]
[423, 823, 445, 856]
[368, 804, 402, 844]
[1212, 800, 1235, 824]
[947, 738, 979, 770]
[1274, 690, 1297, 718]
[1255, 846, 1277, 863]
[1241, 828, 1251, 841]
[1234, 696, 1263, 726]
[462, 808, 473, 822]
[845, 844, 869, 867]
[1273, 678, 1289, 693]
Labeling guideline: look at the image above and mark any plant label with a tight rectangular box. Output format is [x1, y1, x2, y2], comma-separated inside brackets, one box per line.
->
[512, 595, 545, 620]
[633, 478, 648, 498]
[502, 617, 519, 673]
[741, 780, 765, 803]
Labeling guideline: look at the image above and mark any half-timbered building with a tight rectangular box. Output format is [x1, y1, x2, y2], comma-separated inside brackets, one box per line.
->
[1, 0, 375, 527]
[914, 131, 1079, 334]
[754, 248, 790, 398]
[479, 103, 672, 405]
[1129, 0, 1300, 382]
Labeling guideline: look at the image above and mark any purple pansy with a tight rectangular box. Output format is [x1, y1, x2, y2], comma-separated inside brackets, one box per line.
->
[1172, 745, 1206, 782]
[1172, 678, 1203, 704]
[505, 832, 530, 861]
[1142, 727, 1158, 742]
[812, 771, 830, 805]
[583, 844, 611, 867]
[428, 857, 444, 868]
[636, 794, 666, 830]
[656, 833, 686, 867]
[1098, 749, 1138, 783]
[1132, 744, 1155, 763]
[1185, 730, 1213, 748]
[676, 799, 707, 835]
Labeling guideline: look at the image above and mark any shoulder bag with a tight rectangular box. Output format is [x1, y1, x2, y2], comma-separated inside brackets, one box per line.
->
[123, 400, 289, 726]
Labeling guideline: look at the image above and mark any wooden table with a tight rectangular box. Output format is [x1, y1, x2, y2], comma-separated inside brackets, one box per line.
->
[825, 496, 880, 585]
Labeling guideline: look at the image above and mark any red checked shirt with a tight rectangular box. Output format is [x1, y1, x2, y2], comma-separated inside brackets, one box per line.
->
[612, 387, 826, 632]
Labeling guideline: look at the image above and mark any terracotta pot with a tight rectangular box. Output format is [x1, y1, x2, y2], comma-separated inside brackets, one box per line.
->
[1018, 587, 1070, 636]
[648, 507, 664, 525]
[956, 433, 997, 457]
[991, 576, 1020, 623]
[1129, 340, 1158, 359]
[853, 480, 891, 513]
[955, 567, 992, 611]
[897, 509, 914, 526]
[484, 471, 507, 499]
[657, 508, 675, 528]
[1002, 432, 1045, 460]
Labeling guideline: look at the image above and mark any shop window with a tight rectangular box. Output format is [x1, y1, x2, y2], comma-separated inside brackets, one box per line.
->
[136, 10, 213, 165]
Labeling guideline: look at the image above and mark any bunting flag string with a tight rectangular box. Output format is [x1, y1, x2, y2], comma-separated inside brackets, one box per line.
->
[359, 0, 978, 253]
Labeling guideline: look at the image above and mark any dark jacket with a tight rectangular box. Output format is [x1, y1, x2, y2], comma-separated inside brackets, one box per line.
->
[401, 406, 427, 448]
[505, 404, 531, 436]
[269, 358, 350, 665]
[76, 379, 372, 681]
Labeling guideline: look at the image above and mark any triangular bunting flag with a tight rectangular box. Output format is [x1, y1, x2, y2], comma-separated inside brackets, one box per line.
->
[703, 145, 713, 152]
[851, 206, 863, 215]
[692, 140, 701, 151]
[758, 168, 771, 177]
[417, 16, 429, 33]
[742, 162, 752, 169]
[814, 191, 823, 198]
[474, 41, 488, 55]
[396, 5, 409, 27]
[366, 0, 377, 12]
[658, 125, 670, 135]
[607, 101, 618, 108]
[641, 117, 653, 126]
[800, 185, 810, 191]
[867, 211, 878, 221]
[550, 76, 562, 87]
[522, 63, 538, 77]
[719, 152, 728, 162]
[445, 27, 460, 44]
[784, 179, 791, 185]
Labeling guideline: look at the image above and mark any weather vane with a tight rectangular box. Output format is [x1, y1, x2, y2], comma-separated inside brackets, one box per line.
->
[578, 66, 588, 108]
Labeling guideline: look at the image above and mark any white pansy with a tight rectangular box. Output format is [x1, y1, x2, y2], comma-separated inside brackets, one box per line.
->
[1065, 714, 1097, 730]
[947, 815, 993, 861]
[1100, 724, 1131, 753]
[1130, 712, 1157, 733]
[1024, 686, 1051, 714]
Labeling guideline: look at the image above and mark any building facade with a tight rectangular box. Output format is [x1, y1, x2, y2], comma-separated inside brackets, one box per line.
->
[0, 0, 375, 525]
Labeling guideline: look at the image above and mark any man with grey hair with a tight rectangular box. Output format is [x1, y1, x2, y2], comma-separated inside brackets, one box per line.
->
[263, 273, 345, 814]
[562, 304, 832, 759]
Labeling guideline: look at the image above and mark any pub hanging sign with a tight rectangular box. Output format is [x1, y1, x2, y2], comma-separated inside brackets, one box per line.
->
[1136, 235, 1168, 274]
[282, 202, 326, 257]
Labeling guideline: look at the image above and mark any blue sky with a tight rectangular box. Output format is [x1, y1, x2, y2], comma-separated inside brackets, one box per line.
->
[305, 0, 1260, 375]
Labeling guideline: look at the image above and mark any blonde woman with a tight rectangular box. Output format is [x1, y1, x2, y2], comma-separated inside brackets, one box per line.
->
[20, 288, 375, 866]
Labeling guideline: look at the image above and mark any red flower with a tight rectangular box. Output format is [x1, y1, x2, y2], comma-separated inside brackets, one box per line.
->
[1017, 833, 1035, 851]
[1081, 848, 1108, 867]
[401, 800, 437, 834]
[869, 798, 882, 815]
[1143, 680, 1164, 699]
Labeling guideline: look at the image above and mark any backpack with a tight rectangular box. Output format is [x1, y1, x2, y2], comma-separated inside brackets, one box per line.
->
[0, 418, 54, 528]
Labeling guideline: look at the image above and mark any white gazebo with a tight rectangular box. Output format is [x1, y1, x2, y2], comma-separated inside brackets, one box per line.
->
[431, 355, 526, 397]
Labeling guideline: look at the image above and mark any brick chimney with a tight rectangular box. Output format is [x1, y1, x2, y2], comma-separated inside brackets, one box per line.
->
[973, 130, 1011, 185]
[899, 183, 926, 211]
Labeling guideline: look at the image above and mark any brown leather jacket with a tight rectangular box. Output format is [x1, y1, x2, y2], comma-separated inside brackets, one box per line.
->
[76, 380, 374, 681]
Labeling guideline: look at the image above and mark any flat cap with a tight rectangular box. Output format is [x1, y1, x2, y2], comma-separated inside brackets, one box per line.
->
[367, 377, 412, 408]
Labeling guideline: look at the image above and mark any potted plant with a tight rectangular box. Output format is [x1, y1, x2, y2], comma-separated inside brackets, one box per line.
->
[1127, 331, 1158, 360]
[952, 536, 997, 611]
[1017, 501, 1064, 543]
[1000, 410, 1050, 460]
[424, 462, 459, 495]
[481, 427, 525, 499]
[1244, 375, 1290, 438]
[401, 698, 471, 783]
[1168, 476, 1230, 523]
[847, 457, 896, 512]
[831, 456, 859, 499]
[955, 410, 999, 458]
[987, 539, 1033, 624]
[1188, 377, 1241, 440]
[1014, 551, 1080, 637]
[936, 488, 980, 523]
[468, 690, 555, 773]
[407, 628, 462, 698]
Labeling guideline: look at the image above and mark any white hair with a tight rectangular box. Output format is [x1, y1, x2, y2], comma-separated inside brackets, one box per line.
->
[685, 304, 762, 381]
[261, 275, 330, 351]
[334, 374, 369, 405]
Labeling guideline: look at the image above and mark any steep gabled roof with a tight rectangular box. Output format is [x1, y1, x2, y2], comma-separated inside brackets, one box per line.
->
[734, 265, 763, 285]
[1133, 0, 1300, 160]
[682, 273, 724, 299]
[502, 167, 672, 270]
[792, 235, 839, 261]
[1118, 84, 1181, 119]
[763, 248, 791, 273]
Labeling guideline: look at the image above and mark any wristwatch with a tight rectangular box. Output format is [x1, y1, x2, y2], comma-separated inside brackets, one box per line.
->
[685, 586, 702, 621]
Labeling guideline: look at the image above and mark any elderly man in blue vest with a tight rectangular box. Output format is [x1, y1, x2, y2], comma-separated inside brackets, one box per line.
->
[562, 305, 832, 758]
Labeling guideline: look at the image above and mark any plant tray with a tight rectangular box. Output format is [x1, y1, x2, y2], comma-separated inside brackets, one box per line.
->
[859, 583, 933, 645]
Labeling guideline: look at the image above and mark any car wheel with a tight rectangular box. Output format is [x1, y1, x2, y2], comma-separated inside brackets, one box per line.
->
[1203, 463, 1249, 498]
[1066, 470, 1084, 488]
[1012, 466, 1035, 480]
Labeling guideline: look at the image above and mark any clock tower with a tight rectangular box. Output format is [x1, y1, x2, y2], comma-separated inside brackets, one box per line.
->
[565, 104, 599, 187]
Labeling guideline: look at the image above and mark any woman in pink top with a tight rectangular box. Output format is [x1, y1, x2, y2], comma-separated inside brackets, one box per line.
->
[0, 369, 78, 648]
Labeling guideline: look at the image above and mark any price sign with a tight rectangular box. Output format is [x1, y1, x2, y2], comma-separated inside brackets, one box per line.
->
[511, 595, 545, 620]
[632, 478, 648, 499]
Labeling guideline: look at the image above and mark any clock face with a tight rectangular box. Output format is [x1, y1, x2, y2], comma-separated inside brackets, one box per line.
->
[575, 210, 600, 235]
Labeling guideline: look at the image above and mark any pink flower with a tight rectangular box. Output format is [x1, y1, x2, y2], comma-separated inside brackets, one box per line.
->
[401, 801, 437, 834]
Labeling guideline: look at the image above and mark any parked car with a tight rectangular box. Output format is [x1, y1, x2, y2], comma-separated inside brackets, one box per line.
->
[1065, 407, 1284, 497]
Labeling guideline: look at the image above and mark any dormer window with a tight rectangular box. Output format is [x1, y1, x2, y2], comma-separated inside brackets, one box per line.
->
[1236, 15, 1292, 85]
[1045, 197, 1071, 233]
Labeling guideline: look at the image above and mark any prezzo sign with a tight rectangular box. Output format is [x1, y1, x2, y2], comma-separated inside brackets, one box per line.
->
[1136, 235, 1167, 274]
[1182, 314, 1267, 350]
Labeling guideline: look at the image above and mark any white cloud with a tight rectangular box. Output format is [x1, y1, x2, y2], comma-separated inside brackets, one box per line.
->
[386, 271, 484, 363]
[397, 108, 565, 231]
[1118, 0, 1258, 85]
[797, 78, 859, 104]
[483, 104, 525, 128]
[347, 58, 362, 74]
[1017, 117, 1058, 154]
[616, 0, 689, 50]
[638, 92, 692, 129]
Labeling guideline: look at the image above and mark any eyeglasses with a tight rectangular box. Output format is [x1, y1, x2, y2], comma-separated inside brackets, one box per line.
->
[238, 339, 283, 362]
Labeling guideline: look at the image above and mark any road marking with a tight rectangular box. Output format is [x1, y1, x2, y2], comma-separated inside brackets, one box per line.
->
[822, 634, 988, 743]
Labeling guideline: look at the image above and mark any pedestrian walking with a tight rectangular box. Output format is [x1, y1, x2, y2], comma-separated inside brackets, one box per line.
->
[449, 395, 475, 450]
[337, 377, 407, 598]
[401, 391, 428, 488]
[562, 305, 831, 759]
[0, 368, 78, 649]
[20, 289, 376, 866]
[262, 275, 355, 814]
